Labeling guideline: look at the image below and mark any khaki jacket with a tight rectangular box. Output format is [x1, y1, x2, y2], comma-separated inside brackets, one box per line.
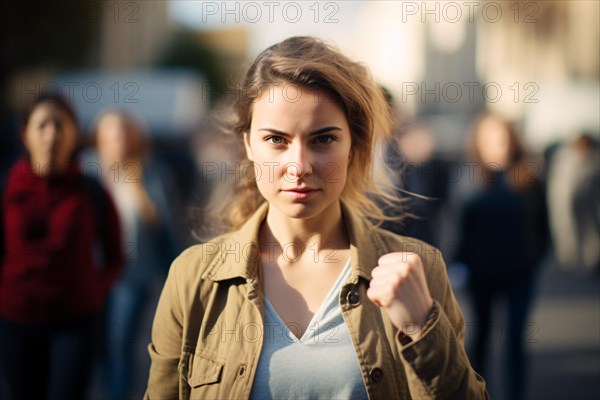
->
[145, 202, 489, 399]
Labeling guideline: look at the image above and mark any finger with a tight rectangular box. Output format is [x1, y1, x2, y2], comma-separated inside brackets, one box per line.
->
[366, 287, 383, 306]
[371, 262, 409, 279]
[379, 252, 420, 267]
[367, 286, 394, 307]
[372, 265, 410, 284]
[370, 271, 403, 288]
[378, 252, 404, 266]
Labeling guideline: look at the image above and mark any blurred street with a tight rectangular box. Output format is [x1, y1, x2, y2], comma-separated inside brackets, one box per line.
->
[455, 254, 600, 400]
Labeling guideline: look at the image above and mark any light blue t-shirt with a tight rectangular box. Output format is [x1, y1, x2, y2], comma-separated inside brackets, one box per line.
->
[249, 258, 369, 400]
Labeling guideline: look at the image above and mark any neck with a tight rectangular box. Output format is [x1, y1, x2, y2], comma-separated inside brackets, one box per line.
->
[261, 201, 349, 259]
[29, 159, 69, 177]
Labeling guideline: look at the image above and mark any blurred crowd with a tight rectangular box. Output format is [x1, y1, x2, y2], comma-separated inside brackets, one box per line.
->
[0, 94, 179, 400]
[0, 89, 598, 400]
[382, 108, 599, 400]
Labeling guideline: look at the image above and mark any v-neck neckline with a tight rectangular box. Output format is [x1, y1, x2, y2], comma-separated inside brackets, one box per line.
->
[263, 256, 351, 343]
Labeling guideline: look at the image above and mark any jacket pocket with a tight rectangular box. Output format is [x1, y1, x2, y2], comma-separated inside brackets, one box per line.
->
[188, 353, 225, 388]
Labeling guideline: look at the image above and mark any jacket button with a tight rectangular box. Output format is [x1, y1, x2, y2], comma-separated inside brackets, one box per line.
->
[369, 367, 384, 383]
[237, 364, 247, 379]
[346, 291, 360, 305]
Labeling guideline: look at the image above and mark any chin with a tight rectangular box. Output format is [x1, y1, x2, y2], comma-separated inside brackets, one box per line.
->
[272, 202, 314, 219]
[272, 197, 338, 221]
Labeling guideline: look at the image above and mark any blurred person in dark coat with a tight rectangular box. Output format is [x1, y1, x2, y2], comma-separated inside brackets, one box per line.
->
[0, 94, 124, 400]
[378, 90, 449, 248]
[456, 113, 549, 400]
[387, 123, 449, 248]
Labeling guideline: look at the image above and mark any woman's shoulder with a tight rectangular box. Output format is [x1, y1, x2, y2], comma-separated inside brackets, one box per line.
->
[167, 231, 236, 280]
[3, 157, 35, 189]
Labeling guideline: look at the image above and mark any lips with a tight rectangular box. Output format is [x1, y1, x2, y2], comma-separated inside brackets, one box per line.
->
[282, 187, 318, 192]
[281, 187, 319, 200]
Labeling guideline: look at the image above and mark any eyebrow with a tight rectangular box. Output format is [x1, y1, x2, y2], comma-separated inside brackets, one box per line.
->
[257, 126, 342, 137]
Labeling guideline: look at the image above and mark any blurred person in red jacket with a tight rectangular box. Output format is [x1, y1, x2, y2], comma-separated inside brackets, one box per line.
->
[0, 94, 124, 400]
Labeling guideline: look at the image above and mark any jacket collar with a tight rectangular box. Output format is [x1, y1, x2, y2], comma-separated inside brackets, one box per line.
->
[205, 200, 389, 283]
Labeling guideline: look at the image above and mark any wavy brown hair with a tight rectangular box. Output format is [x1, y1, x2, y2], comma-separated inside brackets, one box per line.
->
[213, 36, 406, 231]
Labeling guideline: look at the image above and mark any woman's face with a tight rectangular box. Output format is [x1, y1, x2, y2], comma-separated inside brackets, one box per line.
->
[96, 113, 132, 165]
[476, 117, 512, 168]
[22, 102, 78, 174]
[244, 85, 352, 220]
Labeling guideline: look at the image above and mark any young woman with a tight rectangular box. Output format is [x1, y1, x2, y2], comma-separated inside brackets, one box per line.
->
[90, 109, 177, 399]
[145, 36, 489, 399]
[457, 113, 548, 400]
[0, 94, 124, 400]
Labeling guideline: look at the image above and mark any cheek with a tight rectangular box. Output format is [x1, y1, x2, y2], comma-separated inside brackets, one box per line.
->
[317, 152, 349, 186]
[250, 158, 278, 191]
[23, 130, 42, 151]
[248, 145, 282, 178]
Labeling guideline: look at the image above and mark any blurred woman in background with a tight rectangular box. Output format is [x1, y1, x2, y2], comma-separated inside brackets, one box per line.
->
[90, 109, 176, 400]
[0, 94, 123, 400]
[457, 113, 549, 400]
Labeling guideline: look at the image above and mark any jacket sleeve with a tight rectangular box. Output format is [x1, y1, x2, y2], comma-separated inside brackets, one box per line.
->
[396, 248, 490, 399]
[144, 254, 186, 400]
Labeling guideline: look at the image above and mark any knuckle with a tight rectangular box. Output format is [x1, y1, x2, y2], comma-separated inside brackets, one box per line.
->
[378, 254, 392, 264]
[391, 272, 403, 285]
[405, 252, 418, 262]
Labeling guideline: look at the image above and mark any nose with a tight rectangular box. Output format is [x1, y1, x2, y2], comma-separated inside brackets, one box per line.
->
[43, 120, 62, 145]
[285, 142, 313, 180]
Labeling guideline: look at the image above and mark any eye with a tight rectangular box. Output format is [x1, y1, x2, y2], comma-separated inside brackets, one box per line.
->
[313, 135, 337, 145]
[265, 136, 287, 145]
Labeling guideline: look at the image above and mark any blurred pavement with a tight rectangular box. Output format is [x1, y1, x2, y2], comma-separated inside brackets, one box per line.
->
[454, 254, 600, 400]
